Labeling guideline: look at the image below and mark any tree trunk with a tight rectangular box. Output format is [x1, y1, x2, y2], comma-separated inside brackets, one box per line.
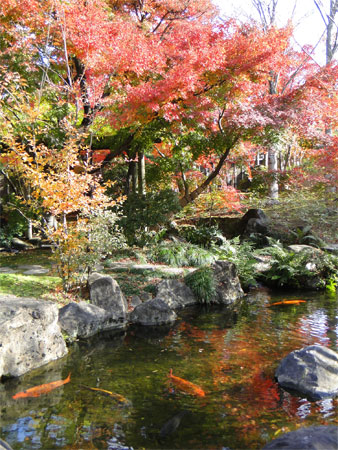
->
[179, 147, 232, 207]
[27, 219, 33, 240]
[126, 160, 137, 195]
[268, 148, 279, 200]
[137, 151, 146, 195]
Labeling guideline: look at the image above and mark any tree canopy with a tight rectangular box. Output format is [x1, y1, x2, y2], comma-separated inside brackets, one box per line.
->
[0, 0, 337, 210]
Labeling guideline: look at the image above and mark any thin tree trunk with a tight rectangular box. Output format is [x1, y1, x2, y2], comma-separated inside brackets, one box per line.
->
[27, 219, 33, 240]
[268, 148, 279, 200]
[126, 160, 137, 195]
[138, 151, 146, 195]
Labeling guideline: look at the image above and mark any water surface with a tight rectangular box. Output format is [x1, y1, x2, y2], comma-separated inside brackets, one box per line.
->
[1, 289, 337, 449]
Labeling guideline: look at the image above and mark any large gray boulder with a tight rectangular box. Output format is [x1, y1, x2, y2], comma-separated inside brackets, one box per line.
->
[0, 297, 67, 377]
[129, 298, 177, 326]
[88, 273, 128, 322]
[275, 345, 338, 400]
[58, 301, 126, 341]
[262, 425, 338, 449]
[156, 279, 196, 310]
[210, 260, 244, 304]
[241, 209, 269, 234]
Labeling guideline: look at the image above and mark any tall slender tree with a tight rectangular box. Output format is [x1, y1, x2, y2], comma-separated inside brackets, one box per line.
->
[314, 0, 338, 64]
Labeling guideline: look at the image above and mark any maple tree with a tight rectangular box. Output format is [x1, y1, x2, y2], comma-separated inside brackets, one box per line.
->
[0, 0, 337, 226]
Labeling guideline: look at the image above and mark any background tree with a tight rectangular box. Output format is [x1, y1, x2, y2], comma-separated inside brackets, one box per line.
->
[314, 0, 338, 63]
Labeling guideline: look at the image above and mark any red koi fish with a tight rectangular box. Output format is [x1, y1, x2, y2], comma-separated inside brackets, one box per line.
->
[12, 373, 71, 399]
[268, 300, 306, 307]
[168, 369, 205, 397]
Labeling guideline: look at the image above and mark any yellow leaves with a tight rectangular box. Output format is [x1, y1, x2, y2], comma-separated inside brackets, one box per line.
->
[274, 427, 290, 437]
[103, 179, 115, 188]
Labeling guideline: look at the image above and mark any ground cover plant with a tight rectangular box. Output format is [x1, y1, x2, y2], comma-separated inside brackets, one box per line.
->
[184, 266, 216, 304]
[0, 273, 61, 299]
[256, 240, 338, 290]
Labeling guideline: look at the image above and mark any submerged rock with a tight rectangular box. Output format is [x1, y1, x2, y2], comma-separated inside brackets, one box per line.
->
[159, 410, 188, 439]
[0, 296, 67, 377]
[262, 425, 338, 449]
[275, 345, 338, 400]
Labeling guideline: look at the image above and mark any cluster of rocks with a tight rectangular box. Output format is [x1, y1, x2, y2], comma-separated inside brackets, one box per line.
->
[0, 260, 243, 379]
[260, 345, 338, 448]
[59, 260, 244, 334]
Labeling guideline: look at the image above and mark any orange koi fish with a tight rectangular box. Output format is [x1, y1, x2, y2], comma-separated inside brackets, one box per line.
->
[12, 373, 71, 399]
[268, 300, 306, 307]
[168, 369, 205, 397]
[79, 385, 127, 403]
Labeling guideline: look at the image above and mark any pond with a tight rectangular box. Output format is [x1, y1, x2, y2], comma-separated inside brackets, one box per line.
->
[1, 289, 337, 449]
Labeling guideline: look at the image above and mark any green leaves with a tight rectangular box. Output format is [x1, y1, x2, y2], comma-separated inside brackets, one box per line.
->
[258, 240, 338, 290]
[149, 242, 216, 267]
[184, 266, 216, 304]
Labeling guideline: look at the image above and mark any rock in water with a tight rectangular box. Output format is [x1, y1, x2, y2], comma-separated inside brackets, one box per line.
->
[58, 301, 126, 342]
[210, 260, 244, 304]
[159, 410, 188, 439]
[0, 297, 67, 377]
[129, 298, 177, 326]
[88, 273, 128, 322]
[156, 279, 196, 310]
[262, 425, 338, 449]
[275, 345, 338, 400]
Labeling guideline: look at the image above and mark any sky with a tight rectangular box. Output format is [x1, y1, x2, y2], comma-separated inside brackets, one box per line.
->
[212, 0, 328, 65]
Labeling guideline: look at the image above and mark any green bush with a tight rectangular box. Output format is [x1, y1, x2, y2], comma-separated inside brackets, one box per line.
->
[184, 266, 216, 304]
[148, 242, 216, 267]
[258, 240, 338, 290]
[119, 190, 181, 246]
[213, 237, 258, 290]
[289, 225, 324, 247]
[179, 224, 225, 248]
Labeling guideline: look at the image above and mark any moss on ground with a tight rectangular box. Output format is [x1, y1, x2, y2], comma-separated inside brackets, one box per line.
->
[0, 273, 61, 298]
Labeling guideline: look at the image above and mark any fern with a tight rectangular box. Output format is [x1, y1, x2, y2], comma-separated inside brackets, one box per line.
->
[257, 241, 338, 288]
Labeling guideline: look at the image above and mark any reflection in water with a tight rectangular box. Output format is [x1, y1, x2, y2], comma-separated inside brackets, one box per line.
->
[298, 310, 331, 345]
[318, 398, 336, 418]
[3, 416, 36, 443]
[296, 399, 312, 419]
[0, 291, 337, 449]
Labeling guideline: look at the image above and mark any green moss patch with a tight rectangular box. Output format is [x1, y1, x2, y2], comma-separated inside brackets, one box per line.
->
[0, 273, 61, 298]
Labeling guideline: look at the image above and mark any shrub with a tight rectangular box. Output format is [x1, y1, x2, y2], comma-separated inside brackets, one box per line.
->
[179, 224, 226, 248]
[184, 266, 216, 304]
[51, 209, 126, 291]
[119, 189, 181, 246]
[257, 240, 338, 290]
[148, 242, 216, 267]
[213, 237, 258, 290]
